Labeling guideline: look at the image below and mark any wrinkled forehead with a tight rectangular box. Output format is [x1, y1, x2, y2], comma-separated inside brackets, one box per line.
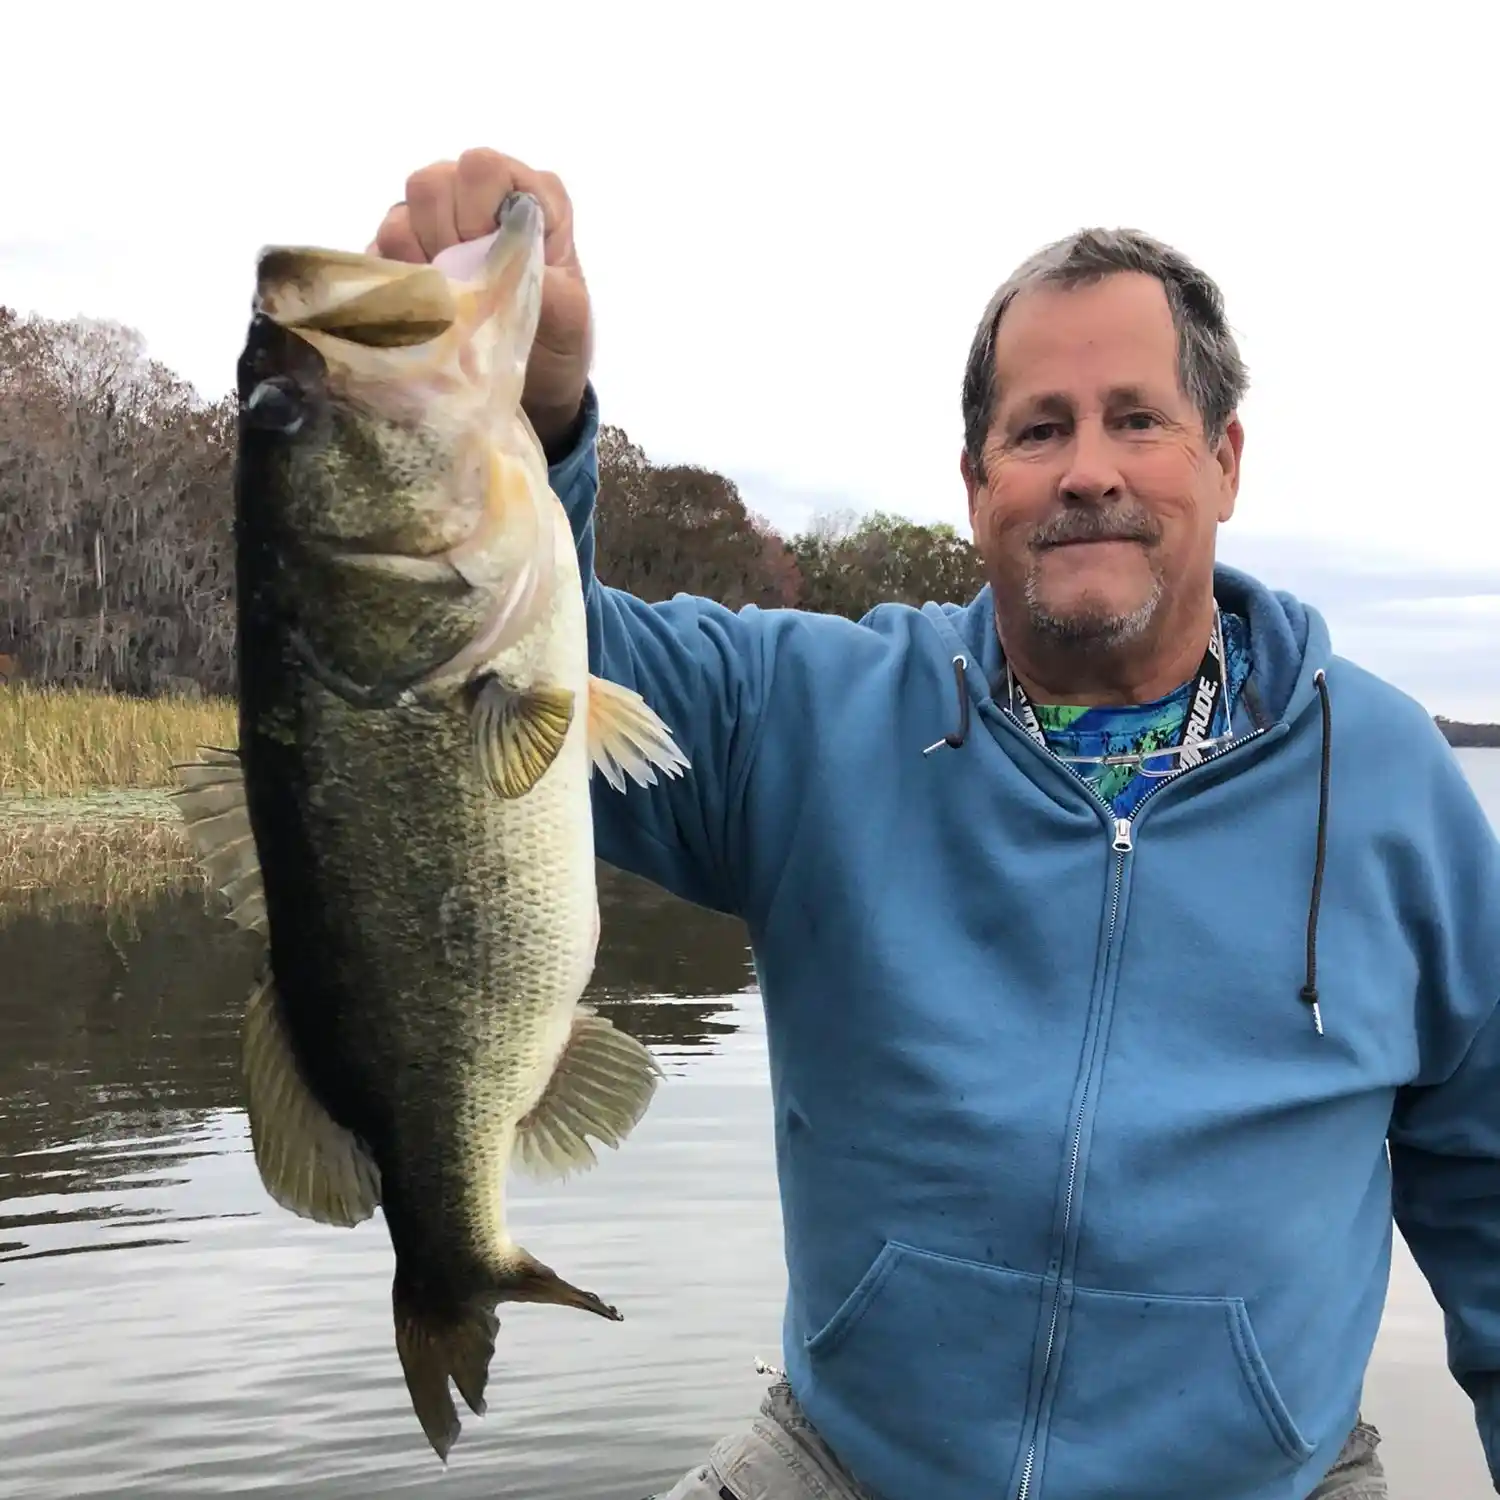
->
[991, 274, 1182, 410]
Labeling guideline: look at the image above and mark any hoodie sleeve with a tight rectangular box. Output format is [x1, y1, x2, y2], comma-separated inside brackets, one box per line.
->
[543, 385, 779, 919]
[1385, 734, 1500, 1490]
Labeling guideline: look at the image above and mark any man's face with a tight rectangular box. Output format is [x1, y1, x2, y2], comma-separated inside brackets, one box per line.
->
[963, 272, 1242, 652]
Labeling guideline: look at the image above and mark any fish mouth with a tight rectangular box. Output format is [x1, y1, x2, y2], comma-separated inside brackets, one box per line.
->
[298, 536, 469, 575]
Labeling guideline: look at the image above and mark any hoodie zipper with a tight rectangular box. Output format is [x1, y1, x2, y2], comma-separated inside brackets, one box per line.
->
[1004, 713, 1270, 1500]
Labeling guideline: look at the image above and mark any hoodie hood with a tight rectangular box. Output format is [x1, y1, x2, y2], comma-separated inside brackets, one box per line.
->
[928, 561, 1333, 734]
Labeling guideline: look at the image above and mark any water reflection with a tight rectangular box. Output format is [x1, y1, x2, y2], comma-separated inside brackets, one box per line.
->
[0, 847, 775, 1500]
[0, 862, 753, 1267]
[4, 762, 1499, 1496]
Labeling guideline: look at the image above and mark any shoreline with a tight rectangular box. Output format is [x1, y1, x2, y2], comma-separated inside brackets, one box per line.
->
[1, 746, 1496, 820]
[0, 789, 179, 823]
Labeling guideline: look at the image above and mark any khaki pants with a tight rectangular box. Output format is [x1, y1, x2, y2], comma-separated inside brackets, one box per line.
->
[648, 1380, 1386, 1500]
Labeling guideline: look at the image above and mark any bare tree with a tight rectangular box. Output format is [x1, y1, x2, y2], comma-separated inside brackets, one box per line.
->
[2, 310, 989, 695]
[1, 308, 236, 693]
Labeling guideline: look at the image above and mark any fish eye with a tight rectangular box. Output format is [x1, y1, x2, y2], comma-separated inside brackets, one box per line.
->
[243, 376, 306, 435]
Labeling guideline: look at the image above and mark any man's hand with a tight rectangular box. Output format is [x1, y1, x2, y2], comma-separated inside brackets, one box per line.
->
[369, 148, 592, 449]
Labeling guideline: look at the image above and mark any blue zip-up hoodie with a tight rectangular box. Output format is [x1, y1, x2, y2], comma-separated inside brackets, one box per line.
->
[551, 389, 1500, 1500]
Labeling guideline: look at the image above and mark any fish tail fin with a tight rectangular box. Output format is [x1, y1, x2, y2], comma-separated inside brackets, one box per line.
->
[393, 1280, 500, 1462]
[393, 1251, 622, 1460]
[500, 1246, 625, 1322]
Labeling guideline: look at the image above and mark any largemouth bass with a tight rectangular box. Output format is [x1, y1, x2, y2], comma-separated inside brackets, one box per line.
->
[174, 190, 688, 1460]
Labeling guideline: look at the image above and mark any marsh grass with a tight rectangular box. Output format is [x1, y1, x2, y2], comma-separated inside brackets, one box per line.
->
[0, 685, 237, 796]
[0, 686, 233, 920]
[0, 816, 208, 921]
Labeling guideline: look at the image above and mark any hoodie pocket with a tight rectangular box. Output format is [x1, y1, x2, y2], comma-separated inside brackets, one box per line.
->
[1042, 1283, 1316, 1499]
[803, 1241, 1048, 1491]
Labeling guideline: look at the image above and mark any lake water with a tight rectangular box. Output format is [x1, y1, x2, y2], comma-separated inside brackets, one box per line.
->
[2, 749, 1498, 1500]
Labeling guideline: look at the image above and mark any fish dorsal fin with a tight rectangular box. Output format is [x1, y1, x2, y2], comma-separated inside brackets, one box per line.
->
[513, 1008, 664, 1181]
[242, 971, 382, 1227]
[471, 676, 575, 799]
[586, 676, 691, 794]
[171, 747, 267, 935]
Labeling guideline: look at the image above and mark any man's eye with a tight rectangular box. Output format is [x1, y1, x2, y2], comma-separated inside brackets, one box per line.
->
[1020, 422, 1060, 443]
[1120, 411, 1159, 430]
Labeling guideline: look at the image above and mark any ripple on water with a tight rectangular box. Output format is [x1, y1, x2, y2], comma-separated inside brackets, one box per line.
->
[1, 926, 781, 1500]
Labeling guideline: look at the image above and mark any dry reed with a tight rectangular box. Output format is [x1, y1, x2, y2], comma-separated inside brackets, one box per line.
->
[0, 685, 237, 796]
[0, 816, 206, 920]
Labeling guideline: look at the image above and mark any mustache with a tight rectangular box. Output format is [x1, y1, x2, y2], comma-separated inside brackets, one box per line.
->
[1028, 507, 1161, 551]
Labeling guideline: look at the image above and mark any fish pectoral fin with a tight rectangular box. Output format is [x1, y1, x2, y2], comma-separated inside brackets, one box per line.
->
[242, 972, 381, 1228]
[586, 676, 691, 795]
[392, 1284, 501, 1463]
[514, 1008, 664, 1181]
[170, 746, 267, 935]
[470, 675, 575, 799]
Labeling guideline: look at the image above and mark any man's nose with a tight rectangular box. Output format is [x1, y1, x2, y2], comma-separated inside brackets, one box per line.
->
[1058, 419, 1125, 503]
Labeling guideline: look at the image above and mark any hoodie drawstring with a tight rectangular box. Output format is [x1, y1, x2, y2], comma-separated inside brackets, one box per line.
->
[922, 656, 971, 756]
[927, 653, 1335, 1036]
[1299, 669, 1333, 1036]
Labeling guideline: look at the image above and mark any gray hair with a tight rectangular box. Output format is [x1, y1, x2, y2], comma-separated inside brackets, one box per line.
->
[960, 228, 1248, 479]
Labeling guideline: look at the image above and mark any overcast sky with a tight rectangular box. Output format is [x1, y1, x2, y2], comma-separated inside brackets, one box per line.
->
[3, 3, 1496, 718]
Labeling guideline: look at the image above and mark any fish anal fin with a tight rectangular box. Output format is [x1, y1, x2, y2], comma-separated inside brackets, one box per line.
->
[470, 676, 574, 799]
[242, 973, 381, 1228]
[171, 746, 268, 935]
[586, 676, 691, 795]
[514, 1007, 663, 1181]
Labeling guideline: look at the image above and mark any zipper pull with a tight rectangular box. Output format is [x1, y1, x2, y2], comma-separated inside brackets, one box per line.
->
[1112, 818, 1133, 853]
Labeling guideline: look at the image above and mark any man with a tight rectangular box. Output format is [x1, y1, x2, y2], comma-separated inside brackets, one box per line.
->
[371, 151, 1500, 1500]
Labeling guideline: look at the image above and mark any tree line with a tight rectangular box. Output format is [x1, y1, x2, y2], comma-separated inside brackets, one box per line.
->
[2, 305, 1493, 748]
[1434, 717, 1500, 748]
[0, 306, 985, 698]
